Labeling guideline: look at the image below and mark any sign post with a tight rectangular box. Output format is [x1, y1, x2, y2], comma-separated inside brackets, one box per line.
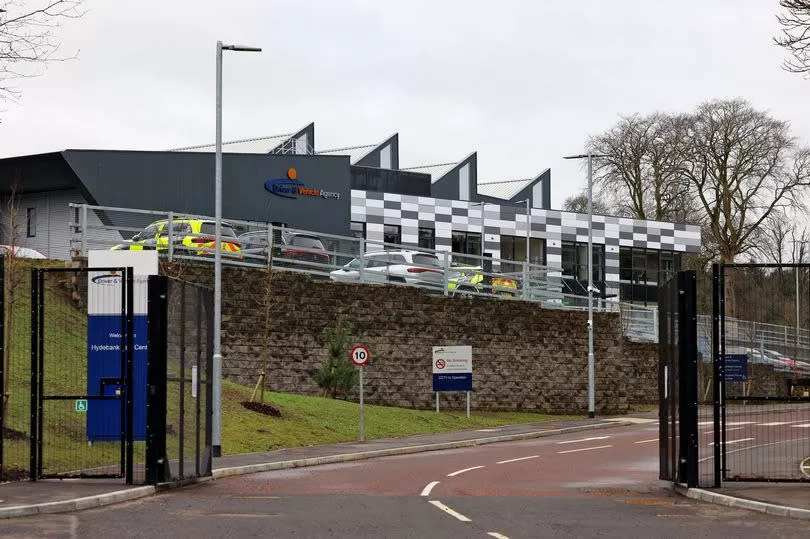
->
[432, 346, 473, 417]
[350, 345, 370, 441]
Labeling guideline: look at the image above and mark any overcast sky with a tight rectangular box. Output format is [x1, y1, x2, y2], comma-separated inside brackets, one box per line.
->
[1, 0, 808, 208]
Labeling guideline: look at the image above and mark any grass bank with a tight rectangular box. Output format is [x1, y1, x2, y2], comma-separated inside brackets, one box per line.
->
[222, 381, 579, 455]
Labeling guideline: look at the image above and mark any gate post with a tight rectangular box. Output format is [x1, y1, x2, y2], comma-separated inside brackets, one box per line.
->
[145, 275, 168, 485]
[678, 271, 699, 488]
[711, 263, 721, 487]
[125, 267, 135, 485]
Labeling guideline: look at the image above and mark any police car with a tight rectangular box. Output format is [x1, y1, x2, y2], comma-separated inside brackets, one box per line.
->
[111, 218, 242, 257]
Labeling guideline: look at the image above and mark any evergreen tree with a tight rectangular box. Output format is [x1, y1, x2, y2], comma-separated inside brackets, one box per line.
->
[314, 319, 358, 399]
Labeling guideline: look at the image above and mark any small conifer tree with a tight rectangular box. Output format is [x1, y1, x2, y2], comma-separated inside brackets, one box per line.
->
[314, 319, 358, 399]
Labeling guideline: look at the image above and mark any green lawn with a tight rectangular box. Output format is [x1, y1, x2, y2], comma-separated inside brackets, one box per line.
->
[222, 381, 577, 455]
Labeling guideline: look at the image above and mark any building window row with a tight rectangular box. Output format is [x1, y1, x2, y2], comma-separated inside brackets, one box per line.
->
[619, 247, 681, 305]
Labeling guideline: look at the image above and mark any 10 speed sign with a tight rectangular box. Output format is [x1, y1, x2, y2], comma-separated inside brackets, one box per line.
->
[350, 345, 370, 366]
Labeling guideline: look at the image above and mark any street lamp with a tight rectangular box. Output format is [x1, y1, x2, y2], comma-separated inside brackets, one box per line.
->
[563, 153, 608, 419]
[213, 40, 261, 458]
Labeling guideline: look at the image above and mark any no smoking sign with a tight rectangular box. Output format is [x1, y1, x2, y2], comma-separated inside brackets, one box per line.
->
[435, 359, 446, 369]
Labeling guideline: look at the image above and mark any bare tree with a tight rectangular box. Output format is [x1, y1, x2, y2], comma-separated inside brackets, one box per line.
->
[775, 0, 810, 75]
[681, 99, 810, 265]
[586, 113, 696, 223]
[755, 210, 793, 265]
[0, 1, 83, 104]
[561, 191, 611, 214]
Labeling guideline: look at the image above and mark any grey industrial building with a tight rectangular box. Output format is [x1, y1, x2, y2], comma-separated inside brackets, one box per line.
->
[0, 122, 701, 303]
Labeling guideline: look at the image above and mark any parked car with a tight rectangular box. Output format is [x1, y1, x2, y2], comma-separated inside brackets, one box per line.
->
[111, 218, 241, 258]
[0, 245, 47, 259]
[448, 265, 518, 296]
[240, 230, 330, 267]
[330, 250, 444, 287]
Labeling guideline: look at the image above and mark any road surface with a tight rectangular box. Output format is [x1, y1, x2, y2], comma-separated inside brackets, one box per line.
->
[2, 419, 809, 538]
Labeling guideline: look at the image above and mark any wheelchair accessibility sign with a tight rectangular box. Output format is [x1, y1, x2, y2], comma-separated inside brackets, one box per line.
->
[75, 399, 88, 413]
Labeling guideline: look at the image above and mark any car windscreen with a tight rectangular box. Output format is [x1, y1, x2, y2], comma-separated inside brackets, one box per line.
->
[288, 235, 324, 249]
[201, 223, 237, 238]
[412, 254, 441, 267]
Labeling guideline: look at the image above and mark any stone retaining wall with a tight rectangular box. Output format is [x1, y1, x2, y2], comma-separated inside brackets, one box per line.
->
[163, 262, 658, 414]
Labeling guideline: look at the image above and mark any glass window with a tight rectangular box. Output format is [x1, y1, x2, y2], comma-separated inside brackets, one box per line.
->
[387, 254, 408, 264]
[418, 227, 435, 250]
[288, 234, 325, 249]
[383, 225, 400, 245]
[351, 221, 365, 240]
[26, 208, 36, 238]
[413, 253, 440, 267]
[500, 235, 545, 273]
[451, 231, 481, 256]
[561, 241, 604, 281]
[200, 223, 237, 237]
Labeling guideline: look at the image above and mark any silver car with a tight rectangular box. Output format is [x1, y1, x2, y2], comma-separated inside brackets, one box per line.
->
[330, 250, 444, 288]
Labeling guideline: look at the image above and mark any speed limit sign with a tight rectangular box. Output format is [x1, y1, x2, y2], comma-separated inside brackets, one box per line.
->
[350, 345, 370, 366]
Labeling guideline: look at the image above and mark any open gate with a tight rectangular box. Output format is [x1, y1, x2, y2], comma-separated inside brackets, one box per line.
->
[29, 267, 136, 482]
[713, 263, 810, 484]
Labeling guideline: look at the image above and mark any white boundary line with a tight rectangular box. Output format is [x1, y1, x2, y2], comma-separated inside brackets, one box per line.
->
[633, 438, 658, 444]
[447, 466, 485, 477]
[420, 481, 440, 497]
[557, 445, 612, 454]
[496, 455, 539, 464]
[428, 500, 471, 522]
[556, 436, 610, 445]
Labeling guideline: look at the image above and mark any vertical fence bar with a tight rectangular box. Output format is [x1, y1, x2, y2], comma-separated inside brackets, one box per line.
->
[719, 263, 727, 481]
[359, 239, 365, 284]
[179, 282, 186, 479]
[167, 212, 174, 262]
[711, 263, 721, 487]
[679, 271, 698, 488]
[125, 267, 135, 485]
[145, 275, 168, 485]
[267, 224, 274, 269]
[195, 287, 203, 477]
[119, 267, 127, 478]
[81, 204, 88, 256]
[36, 271, 44, 480]
[443, 252, 449, 296]
[29, 269, 38, 481]
[0, 254, 4, 481]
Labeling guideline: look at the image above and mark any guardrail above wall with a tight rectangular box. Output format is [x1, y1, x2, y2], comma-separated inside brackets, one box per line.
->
[69, 203, 662, 341]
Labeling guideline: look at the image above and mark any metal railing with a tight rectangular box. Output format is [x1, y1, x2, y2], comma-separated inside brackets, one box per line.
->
[68, 203, 664, 339]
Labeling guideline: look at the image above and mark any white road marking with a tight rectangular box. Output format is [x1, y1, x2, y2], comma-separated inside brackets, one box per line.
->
[699, 436, 810, 463]
[604, 417, 655, 424]
[428, 500, 472, 522]
[792, 423, 810, 428]
[447, 465, 485, 477]
[556, 436, 610, 445]
[702, 426, 744, 434]
[726, 421, 755, 426]
[708, 437, 755, 446]
[557, 445, 613, 454]
[497, 455, 539, 464]
[633, 438, 658, 444]
[698, 421, 714, 426]
[488, 533, 510, 539]
[477, 428, 500, 432]
[758, 422, 790, 426]
[420, 481, 440, 497]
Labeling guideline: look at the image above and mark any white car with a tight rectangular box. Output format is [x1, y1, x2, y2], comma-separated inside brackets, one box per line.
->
[0, 245, 46, 259]
[330, 250, 444, 287]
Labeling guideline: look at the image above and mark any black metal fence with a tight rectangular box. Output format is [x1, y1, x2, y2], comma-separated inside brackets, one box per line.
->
[0, 256, 35, 482]
[659, 270, 699, 487]
[146, 276, 213, 484]
[713, 263, 810, 483]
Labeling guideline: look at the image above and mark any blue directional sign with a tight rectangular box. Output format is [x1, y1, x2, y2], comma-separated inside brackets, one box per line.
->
[723, 354, 748, 382]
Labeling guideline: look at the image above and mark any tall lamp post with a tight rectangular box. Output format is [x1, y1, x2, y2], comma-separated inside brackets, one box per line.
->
[214, 40, 261, 457]
[563, 153, 608, 418]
